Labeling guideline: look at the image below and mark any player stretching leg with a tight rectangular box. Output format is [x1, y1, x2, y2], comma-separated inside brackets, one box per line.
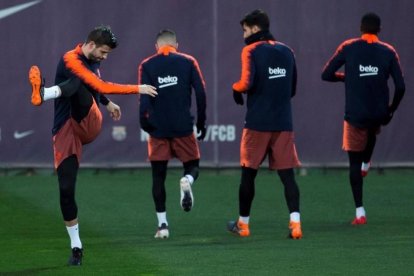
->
[322, 13, 405, 224]
[29, 25, 156, 265]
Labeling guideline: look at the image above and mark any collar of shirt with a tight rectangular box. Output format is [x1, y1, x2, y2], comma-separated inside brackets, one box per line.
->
[157, 45, 177, 56]
[74, 43, 98, 66]
[74, 43, 83, 54]
[361, 34, 379, 43]
[244, 30, 275, 45]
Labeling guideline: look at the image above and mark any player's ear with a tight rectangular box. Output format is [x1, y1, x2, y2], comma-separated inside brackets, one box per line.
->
[252, 25, 260, 34]
[87, 41, 96, 50]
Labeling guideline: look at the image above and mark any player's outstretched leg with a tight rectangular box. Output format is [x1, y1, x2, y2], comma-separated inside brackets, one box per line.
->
[29, 65, 63, 106]
[29, 65, 44, 106]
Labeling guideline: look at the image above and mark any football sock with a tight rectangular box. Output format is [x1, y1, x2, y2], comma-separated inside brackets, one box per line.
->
[184, 174, 194, 185]
[156, 212, 168, 227]
[239, 216, 250, 224]
[66, 224, 82, 249]
[43, 86, 62, 100]
[356, 207, 366, 218]
[361, 162, 370, 171]
[290, 212, 300, 222]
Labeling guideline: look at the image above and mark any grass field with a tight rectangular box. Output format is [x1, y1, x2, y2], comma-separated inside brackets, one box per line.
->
[0, 168, 413, 275]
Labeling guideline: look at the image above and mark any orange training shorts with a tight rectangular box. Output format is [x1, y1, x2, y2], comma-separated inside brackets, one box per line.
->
[148, 133, 200, 162]
[240, 128, 301, 170]
[342, 121, 380, 152]
[53, 100, 102, 169]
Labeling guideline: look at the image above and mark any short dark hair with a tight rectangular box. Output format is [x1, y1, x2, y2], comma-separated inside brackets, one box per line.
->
[360, 13, 381, 34]
[86, 25, 118, 49]
[240, 9, 270, 31]
[156, 29, 177, 42]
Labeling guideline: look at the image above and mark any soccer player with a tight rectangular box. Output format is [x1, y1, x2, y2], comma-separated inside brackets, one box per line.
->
[138, 29, 207, 239]
[28, 25, 157, 265]
[321, 13, 405, 224]
[227, 10, 302, 239]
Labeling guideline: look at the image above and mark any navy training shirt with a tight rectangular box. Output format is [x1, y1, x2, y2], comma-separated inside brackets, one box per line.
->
[322, 34, 405, 128]
[138, 45, 207, 138]
[233, 40, 297, 132]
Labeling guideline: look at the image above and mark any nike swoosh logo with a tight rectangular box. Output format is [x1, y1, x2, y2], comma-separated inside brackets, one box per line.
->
[0, 0, 42, 21]
[14, 130, 35, 139]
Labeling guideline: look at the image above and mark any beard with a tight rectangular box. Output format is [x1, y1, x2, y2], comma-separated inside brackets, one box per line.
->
[87, 53, 102, 63]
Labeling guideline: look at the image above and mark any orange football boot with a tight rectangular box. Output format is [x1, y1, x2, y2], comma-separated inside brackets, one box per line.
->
[29, 65, 44, 106]
[227, 220, 250, 237]
[289, 221, 303, 239]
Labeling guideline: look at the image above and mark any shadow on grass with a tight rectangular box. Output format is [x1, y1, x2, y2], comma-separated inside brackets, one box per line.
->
[0, 265, 68, 275]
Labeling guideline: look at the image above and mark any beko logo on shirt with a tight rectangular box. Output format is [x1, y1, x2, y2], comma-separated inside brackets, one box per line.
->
[268, 67, 286, 79]
[158, 76, 178, 88]
[359, 65, 379, 77]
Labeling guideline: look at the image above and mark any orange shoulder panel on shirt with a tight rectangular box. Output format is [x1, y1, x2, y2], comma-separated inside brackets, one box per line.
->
[138, 53, 159, 84]
[378, 41, 402, 65]
[232, 41, 264, 92]
[177, 52, 206, 88]
[322, 38, 359, 73]
[360, 34, 402, 66]
[335, 38, 360, 54]
[63, 48, 139, 94]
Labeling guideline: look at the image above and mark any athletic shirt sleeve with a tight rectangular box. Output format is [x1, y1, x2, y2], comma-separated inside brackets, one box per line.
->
[321, 40, 356, 82]
[232, 43, 259, 92]
[389, 50, 406, 112]
[190, 58, 207, 125]
[138, 62, 152, 120]
[292, 58, 298, 98]
[63, 45, 139, 94]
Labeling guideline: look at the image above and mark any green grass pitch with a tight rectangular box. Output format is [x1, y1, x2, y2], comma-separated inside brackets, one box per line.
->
[0, 168, 413, 275]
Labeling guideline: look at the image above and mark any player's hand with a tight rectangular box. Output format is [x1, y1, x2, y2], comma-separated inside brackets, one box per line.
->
[196, 122, 206, 141]
[106, 101, 121, 121]
[139, 84, 158, 97]
[233, 90, 244, 105]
